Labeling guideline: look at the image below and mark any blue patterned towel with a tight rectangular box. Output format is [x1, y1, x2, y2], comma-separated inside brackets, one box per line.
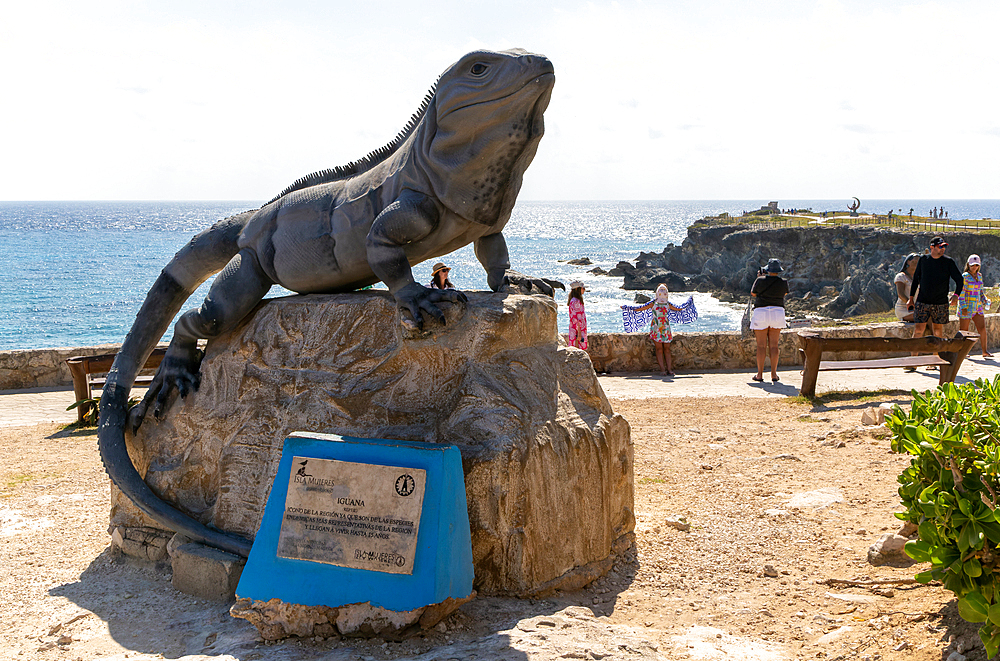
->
[620, 296, 697, 333]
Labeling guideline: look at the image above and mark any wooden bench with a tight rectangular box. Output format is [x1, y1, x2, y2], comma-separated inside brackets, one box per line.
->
[66, 348, 167, 422]
[797, 331, 978, 398]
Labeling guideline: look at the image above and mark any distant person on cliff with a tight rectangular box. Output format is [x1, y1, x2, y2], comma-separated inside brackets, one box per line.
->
[908, 237, 963, 359]
[429, 262, 455, 290]
[634, 284, 683, 376]
[750, 259, 789, 383]
[958, 254, 992, 358]
[893, 253, 920, 322]
[567, 281, 588, 350]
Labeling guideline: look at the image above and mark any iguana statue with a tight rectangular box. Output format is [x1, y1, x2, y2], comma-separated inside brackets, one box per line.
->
[98, 48, 557, 557]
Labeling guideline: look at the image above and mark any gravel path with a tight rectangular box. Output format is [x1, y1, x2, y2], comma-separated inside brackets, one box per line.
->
[1, 386, 995, 659]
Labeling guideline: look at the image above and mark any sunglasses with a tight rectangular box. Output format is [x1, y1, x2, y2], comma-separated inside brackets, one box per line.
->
[932, 243, 948, 248]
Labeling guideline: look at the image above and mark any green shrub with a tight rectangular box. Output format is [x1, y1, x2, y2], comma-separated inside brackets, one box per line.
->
[888, 376, 1000, 658]
[67, 395, 141, 428]
[67, 397, 100, 426]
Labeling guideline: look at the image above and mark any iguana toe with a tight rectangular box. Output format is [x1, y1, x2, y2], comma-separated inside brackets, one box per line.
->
[501, 270, 564, 297]
[127, 398, 149, 435]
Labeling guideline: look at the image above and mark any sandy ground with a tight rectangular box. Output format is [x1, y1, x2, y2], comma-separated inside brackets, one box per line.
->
[1, 394, 989, 660]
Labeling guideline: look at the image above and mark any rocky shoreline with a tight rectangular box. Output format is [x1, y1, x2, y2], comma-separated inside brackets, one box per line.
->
[601, 222, 1000, 318]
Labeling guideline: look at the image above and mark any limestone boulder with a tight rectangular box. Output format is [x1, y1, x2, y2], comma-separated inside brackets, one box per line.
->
[867, 533, 917, 567]
[112, 291, 634, 597]
[622, 267, 689, 292]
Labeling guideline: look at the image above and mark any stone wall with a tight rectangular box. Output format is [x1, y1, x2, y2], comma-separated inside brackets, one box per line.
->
[0, 344, 121, 391]
[575, 313, 1000, 373]
[5, 312, 999, 390]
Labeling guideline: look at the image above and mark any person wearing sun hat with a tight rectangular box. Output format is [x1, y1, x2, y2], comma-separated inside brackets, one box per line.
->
[567, 280, 588, 350]
[749, 258, 789, 383]
[958, 253, 993, 358]
[428, 262, 455, 290]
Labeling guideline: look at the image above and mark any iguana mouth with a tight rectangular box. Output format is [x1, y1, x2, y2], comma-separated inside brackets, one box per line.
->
[526, 73, 555, 133]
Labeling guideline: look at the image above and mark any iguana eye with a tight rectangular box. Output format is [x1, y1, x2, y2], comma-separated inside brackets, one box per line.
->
[470, 63, 488, 76]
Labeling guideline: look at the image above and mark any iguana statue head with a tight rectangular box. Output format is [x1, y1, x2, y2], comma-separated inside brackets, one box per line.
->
[420, 48, 555, 227]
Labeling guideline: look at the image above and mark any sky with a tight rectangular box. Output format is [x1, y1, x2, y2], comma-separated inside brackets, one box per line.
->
[2, 0, 998, 202]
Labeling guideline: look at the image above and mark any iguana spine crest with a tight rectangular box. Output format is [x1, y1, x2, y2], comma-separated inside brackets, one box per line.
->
[266, 85, 438, 204]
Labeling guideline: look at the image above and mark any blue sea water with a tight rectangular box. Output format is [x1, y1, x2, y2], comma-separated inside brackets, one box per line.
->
[2, 199, 1000, 351]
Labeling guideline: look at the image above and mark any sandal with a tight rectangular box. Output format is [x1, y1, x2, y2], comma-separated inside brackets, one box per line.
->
[752, 375, 764, 382]
[771, 375, 780, 383]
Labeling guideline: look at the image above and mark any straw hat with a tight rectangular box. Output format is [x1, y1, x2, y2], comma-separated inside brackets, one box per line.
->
[570, 280, 585, 291]
[431, 262, 450, 275]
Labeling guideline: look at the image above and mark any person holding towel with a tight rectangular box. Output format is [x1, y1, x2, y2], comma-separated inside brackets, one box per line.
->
[635, 283, 683, 376]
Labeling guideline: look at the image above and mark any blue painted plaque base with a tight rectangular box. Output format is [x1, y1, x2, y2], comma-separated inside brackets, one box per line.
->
[236, 433, 474, 612]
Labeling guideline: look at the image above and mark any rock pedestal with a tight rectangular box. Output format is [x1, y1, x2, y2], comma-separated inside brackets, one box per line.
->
[111, 291, 634, 598]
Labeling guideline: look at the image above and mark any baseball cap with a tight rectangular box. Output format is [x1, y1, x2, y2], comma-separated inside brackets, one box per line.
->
[929, 237, 948, 247]
[969, 254, 981, 265]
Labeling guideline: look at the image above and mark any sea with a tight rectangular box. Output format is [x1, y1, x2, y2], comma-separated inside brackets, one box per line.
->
[3, 199, 1000, 352]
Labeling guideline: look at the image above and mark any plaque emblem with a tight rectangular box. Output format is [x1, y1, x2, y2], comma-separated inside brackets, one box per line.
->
[395, 474, 415, 497]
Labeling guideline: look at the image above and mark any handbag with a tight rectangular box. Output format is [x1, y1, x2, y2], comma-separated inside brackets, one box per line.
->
[740, 297, 754, 339]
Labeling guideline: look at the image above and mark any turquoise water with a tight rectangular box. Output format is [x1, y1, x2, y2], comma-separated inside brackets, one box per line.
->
[3, 199, 1000, 350]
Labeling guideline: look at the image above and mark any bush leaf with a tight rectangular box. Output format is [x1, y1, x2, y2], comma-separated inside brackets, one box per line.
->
[958, 591, 990, 622]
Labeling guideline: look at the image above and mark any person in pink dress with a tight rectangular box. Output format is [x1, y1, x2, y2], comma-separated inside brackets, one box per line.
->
[567, 280, 588, 350]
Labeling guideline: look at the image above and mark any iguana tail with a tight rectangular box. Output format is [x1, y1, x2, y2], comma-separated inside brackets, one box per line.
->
[98, 212, 254, 557]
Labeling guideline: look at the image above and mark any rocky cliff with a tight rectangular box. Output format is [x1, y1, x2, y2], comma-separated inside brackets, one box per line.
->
[616, 224, 1000, 317]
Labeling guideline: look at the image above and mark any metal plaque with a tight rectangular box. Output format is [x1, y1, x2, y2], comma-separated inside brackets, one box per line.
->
[276, 457, 425, 574]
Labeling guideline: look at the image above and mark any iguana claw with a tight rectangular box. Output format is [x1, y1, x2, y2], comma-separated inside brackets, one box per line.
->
[500, 270, 565, 297]
[128, 341, 204, 433]
[394, 281, 467, 329]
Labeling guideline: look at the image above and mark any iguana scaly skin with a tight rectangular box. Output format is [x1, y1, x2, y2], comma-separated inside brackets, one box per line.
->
[98, 49, 556, 556]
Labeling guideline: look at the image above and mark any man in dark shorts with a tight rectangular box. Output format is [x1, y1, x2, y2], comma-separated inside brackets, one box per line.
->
[908, 236, 963, 348]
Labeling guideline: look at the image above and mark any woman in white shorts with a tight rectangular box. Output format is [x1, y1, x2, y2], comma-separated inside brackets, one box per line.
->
[750, 259, 789, 383]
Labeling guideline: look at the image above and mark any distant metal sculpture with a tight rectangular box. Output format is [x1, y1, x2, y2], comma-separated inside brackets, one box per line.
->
[849, 197, 861, 217]
[98, 48, 557, 556]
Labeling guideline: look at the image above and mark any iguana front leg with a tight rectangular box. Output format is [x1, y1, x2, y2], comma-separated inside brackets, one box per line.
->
[129, 249, 274, 432]
[366, 189, 467, 328]
[475, 232, 565, 296]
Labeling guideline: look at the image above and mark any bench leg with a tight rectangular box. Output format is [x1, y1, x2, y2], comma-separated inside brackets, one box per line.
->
[67, 362, 91, 423]
[800, 343, 822, 398]
[939, 334, 976, 385]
